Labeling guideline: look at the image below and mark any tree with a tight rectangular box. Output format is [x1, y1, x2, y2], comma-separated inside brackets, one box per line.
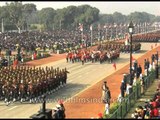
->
[128, 12, 155, 23]
[64, 6, 77, 29]
[112, 12, 127, 24]
[22, 3, 37, 30]
[38, 7, 56, 30]
[74, 5, 99, 29]
[5, 2, 24, 33]
[99, 14, 114, 24]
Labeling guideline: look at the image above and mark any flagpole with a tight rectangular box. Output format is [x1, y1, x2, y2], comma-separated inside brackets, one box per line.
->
[111, 27, 112, 41]
[106, 27, 107, 41]
[91, 25, 93, 46]
[2, 18, 4, 33]
[116, 26, 117, 39]
[120, 25, 122, 38]
[60, 19, 61, 30]
[82, 29, 83, 46]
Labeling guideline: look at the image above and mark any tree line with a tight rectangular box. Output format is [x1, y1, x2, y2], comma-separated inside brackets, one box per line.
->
[0, 2, 160, 32]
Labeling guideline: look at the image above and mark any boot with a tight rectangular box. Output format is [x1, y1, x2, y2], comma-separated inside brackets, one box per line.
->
[4, 98, 7, 103]
[13, 98, 16, 102]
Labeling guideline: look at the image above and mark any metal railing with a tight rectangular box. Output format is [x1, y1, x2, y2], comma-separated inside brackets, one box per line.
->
[108, 70, 156, 119]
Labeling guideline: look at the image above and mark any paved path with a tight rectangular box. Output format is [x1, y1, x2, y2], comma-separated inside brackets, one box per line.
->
[0, 43, 159, 118]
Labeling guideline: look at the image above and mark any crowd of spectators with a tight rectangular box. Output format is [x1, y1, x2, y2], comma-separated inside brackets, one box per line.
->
[0, 29, 101, 54]
[131, 82, 160, 119]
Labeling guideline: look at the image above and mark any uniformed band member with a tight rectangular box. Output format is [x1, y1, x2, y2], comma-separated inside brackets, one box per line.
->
[0, 66, 69, 105]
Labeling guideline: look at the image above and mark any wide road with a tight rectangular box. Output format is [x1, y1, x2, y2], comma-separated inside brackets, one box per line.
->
[0, 43, 157, 118]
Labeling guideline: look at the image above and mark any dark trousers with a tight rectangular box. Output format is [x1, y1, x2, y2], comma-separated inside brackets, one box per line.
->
[121, 89, 124, 97]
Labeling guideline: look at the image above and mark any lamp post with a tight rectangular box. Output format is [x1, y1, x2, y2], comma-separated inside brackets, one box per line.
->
[128, 21, 134, 85]
[42, 95, 46, 114]
[156, 51, 159, 79]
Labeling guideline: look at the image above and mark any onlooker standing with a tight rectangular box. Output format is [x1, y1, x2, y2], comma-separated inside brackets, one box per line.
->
[120, 80, 125, 98]
[56, 104, 64, 119]
[146, 58, 150, 76]
[130, 70, 135, 85]
[151, 54, 155, 64]
[140, 75, 145, 95]
[104, 87, 111, 115]
[137, 64, 142, 78]
[133, 60, 138, 75]
[102, 81, 107, 103]
[52, 107, 59, 119]
[126, 83, 132, 95]
[58, 100, 66, 119]
[144, 59, 147, 74]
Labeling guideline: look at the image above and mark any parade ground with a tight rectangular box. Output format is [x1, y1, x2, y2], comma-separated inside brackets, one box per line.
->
[0, 43, 159, 118]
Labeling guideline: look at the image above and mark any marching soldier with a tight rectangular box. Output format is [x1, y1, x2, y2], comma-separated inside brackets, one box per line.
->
[19, 79, 25, 103]
[12, 78, 18, 102]
[0, 65, 68, 104]
[0, 78, 3, 100]
[3, 80, 12, 105]
[54, 71, 59, 91]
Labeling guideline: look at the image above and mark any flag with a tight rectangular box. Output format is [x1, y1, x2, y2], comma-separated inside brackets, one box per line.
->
[113, 62, 116, 70]
[78, 23, 83, 31]
[90, 25, 93, 31]
[132, 55, 136, 61]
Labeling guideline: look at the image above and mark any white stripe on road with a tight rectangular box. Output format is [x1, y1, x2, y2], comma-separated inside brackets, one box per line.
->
[8, 106, 18, 111]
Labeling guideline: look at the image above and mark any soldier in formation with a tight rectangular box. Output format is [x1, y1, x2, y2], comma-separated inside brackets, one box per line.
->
[0, 66, 69, 105]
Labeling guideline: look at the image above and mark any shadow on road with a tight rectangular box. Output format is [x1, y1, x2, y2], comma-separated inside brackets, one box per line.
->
[46, 83, 89, 102]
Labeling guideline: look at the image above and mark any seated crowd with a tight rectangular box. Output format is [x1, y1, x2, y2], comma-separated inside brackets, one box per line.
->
[131, 83, 160, 119]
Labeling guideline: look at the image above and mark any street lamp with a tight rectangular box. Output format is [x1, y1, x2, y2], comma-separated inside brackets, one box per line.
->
[156, 51, 159, 79]
[128, 21, 134, 85]
[42, 95, 46, 114]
